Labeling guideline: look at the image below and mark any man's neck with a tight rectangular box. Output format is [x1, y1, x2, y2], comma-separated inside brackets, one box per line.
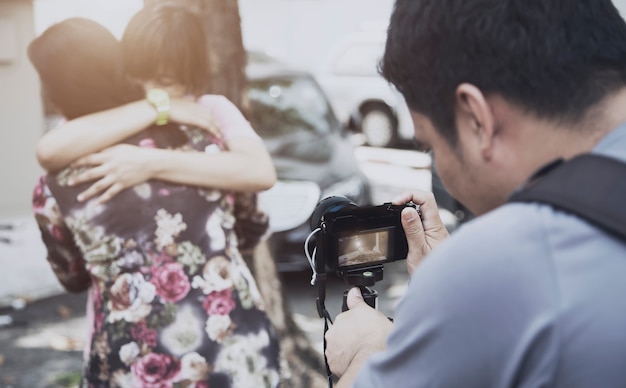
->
[514, 87, 626, 172]
[579, 86, 626, 141]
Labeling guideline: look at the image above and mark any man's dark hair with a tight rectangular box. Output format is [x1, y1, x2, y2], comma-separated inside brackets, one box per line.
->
[381, 0, 626, 146]
[122, 4, 209, 97]
[28, 18, 142, 120]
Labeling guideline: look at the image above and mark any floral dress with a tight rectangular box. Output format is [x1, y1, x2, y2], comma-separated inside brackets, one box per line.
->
[32, 125, 281, 388]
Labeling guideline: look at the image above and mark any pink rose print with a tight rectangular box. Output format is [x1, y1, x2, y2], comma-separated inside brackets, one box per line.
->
[139, 138, 157, 148]
[151, 262, 191, 303]
[32, 179, 47, 209]
[131, 321, 158, 347]
[225, 193, 235, 206]
[50, 225, 65, 242]
[131, 352, 180, 388]
[151, 252, 174, 267]
[202, 289, 236, 316]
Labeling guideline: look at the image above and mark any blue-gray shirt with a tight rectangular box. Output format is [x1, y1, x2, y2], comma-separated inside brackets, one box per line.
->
[355, 124, 626, 387]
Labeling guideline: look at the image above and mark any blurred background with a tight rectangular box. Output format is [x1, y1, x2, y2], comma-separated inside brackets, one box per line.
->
[34, 0, 392, 72]
[2, 0, 626, 386]
[0, 0, 429, 309]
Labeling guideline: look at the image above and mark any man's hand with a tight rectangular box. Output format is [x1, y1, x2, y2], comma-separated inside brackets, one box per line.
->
[393, 190, 449, 275]
[170, 98, 222, 140]
[68, 144, 155, 204]
[325, 287, 394, 382]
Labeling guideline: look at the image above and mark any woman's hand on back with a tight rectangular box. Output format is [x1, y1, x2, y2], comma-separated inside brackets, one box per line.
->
[68, 144, 156, 204]
[169, 98, 223, 140]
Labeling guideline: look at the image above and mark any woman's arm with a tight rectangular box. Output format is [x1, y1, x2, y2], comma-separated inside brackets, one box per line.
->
[36, 98, 221, 173]
[68, 139, 276, 203]
[142, 96, 278, 191]
[41, 94, 276, 203]
[148, 136, 276, 190]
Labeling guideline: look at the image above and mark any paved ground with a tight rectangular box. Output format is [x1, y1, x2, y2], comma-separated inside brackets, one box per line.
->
[0, 293, 86, 388]
[0, 217, 64, 308]
[0, 217, 84, 387]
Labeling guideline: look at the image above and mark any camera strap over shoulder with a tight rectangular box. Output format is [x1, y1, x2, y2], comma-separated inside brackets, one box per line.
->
[508, 154, 626, 241]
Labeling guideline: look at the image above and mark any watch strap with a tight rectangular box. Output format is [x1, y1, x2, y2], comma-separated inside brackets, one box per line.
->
[146, 88, 170, 126]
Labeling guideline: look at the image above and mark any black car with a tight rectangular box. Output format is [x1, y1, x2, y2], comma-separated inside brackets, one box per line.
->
[246, 53, 373, 272]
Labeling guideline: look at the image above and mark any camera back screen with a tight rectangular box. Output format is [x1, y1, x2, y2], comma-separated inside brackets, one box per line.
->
[337, 227, 392, 268]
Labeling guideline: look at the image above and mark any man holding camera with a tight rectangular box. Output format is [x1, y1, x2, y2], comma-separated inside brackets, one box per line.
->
[325, 0, 626, 387]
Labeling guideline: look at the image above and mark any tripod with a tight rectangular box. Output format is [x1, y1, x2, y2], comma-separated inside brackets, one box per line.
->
[340, 265, 384, 311]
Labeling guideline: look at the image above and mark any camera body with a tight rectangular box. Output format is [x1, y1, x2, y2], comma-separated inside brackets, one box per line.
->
[310, 196, 417, 280]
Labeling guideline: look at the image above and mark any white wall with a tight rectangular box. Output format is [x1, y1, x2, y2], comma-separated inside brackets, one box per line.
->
[32, 0, 393, 74]
[239, 0, 626, 73]
[34, 0, 142, 38]
[31, 0, 626, 73]
[0, 0, 44, 217]
[239, 0, 393, 73]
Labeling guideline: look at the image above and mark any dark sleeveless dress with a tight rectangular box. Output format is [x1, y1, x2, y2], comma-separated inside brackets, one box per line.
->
[32, 125, 281, 388]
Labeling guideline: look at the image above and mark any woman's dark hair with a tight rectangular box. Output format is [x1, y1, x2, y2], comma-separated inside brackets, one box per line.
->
[28, 18, 142, 120]
[381, 0, 626, 146]
[122, 4, 209, 96]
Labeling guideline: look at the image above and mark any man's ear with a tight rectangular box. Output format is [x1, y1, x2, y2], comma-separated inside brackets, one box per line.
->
[455, 83, 496, 160]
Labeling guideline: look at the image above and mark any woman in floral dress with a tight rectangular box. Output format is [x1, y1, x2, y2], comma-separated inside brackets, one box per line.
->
[29, 10, 282, 388]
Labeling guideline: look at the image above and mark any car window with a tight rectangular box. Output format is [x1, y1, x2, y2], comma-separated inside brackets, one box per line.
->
[248, 76, 334, 138]
[332, 42, 384, 76]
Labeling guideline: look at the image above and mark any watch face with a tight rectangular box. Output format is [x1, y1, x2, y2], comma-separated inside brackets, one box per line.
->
[147, 88, 169, 105]
[147, 88, 170, 125]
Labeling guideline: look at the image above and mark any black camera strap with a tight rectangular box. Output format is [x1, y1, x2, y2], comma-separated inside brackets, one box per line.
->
[315, 273, 336, 387]
[509, 153, 626, 241]
[305, 223, 337, 386]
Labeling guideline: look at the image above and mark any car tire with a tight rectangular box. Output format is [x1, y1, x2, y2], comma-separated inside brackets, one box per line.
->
[360, 105, 398, 148]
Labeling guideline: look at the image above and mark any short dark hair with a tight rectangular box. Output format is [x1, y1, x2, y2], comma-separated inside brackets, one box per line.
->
[28, 18, 142, 120]
[121, 4, 209, 96]
[381, 0, 626, 146]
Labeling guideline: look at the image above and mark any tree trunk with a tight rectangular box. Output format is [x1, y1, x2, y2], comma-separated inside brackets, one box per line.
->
[143, 1, 327, 386]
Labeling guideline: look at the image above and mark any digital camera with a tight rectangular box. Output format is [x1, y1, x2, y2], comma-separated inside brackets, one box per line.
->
[310, 196, 417, 279]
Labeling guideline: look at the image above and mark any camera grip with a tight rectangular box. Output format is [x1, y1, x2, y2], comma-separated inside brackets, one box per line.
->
[341, 286, 378, 311]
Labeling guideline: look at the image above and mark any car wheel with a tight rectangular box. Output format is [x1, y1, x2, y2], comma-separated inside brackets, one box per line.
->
[360, 106, 398, 148]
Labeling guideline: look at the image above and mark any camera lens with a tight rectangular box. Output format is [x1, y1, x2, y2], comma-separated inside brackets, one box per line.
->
[309, 196, 359, 231]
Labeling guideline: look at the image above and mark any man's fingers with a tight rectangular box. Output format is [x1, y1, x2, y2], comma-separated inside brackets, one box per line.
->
[346, 287, 366, 310]
[391, 191, 414, 206]
[414, 192, 444, 231]
[402, 207, 427, 271]
[395, 190, 450, 274]
[393, 190, 444, 231]
[401, 206, 425, 242]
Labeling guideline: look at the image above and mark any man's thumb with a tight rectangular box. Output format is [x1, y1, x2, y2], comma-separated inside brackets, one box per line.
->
[402, 207, 424, 243]
[347, 287, 365, 309]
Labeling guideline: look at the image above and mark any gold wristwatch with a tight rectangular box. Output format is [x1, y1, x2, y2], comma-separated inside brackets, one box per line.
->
[146, 88, 170, 126]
